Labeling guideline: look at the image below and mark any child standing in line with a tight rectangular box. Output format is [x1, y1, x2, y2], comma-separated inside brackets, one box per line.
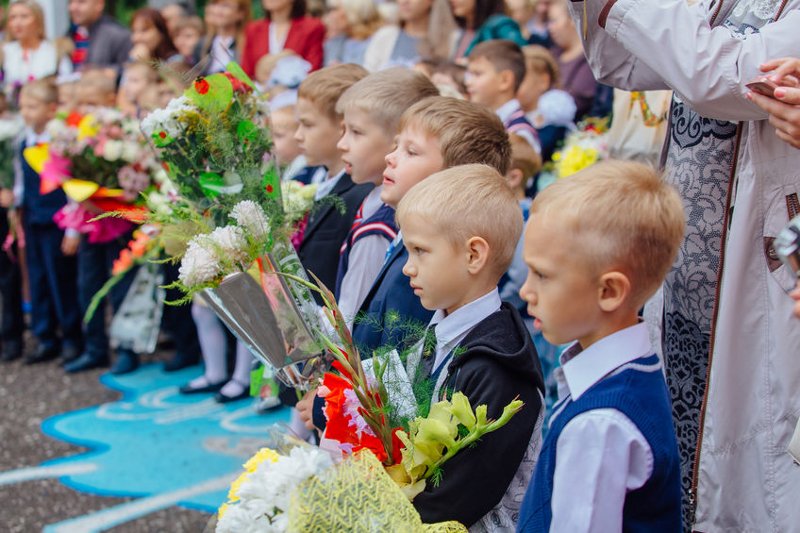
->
[334, 68, 439, 326]
[517, 161, 684, 531]
[397, 164, 544, 530]
[293, 63, 372, 293]
[15, 80, 83, 365]
[64, 71, 139, 374]
[466, 39, 540, 152]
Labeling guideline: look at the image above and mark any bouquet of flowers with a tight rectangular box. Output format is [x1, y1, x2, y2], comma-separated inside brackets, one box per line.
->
[23, 111, 160, 243]
[140, 64, 278, 226]
[550, 117, 609, 180]
[217, 436, 467, 532]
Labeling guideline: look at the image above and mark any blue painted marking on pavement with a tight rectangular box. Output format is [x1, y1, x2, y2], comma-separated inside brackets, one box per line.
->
[40, 363, 290, 513]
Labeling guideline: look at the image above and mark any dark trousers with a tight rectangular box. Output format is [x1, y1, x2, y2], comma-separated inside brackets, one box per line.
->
[24, 221, 82, 348]
[0, 209, 23, 343]
[160, 262, 200, 358]
[78, 235, 135, 358]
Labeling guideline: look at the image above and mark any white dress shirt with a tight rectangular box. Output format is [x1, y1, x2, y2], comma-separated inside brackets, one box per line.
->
[314, 168, 345, 200]
[424, 288, 501, 399]
[338, 187, 394, 327]
[549, 322, 655, 533]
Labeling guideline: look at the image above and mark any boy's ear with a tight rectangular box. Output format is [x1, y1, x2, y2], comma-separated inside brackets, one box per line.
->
[465, 236, 490, 275]
[506, 168, 525, 191]
[499, 69, 516, 94]
[597, 271, 632, 313]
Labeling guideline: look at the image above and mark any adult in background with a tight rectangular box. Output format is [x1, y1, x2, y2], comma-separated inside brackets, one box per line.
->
[2, 0, 73, 101]
[322, 0, 382, 66]
[129, 8, 183, 63]
[363, 0, 456, 71]
[194, 0, 250, 74]
[67, 0, 131, 72]
[241, 0, 324, 77]
[570, 0, 800, 530]
[449, 0, 525, 62]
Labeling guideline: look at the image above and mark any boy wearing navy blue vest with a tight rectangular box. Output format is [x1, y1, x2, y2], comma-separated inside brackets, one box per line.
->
[466, 39, 541, 154]
[334, 68, 438, 327]
[293, 64, 372, 297]
[16, 80, 83, 365]
[516, 161, 685, 532]
[397, 164, 544, 530]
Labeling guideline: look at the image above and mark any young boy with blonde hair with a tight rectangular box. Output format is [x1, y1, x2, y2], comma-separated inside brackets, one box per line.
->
[334, 68, 438, 325]
[517, 160, 684, 531]
[397, 164, 544, 529]
[293, 63, 372, 293]
[466, 39, 540, 153]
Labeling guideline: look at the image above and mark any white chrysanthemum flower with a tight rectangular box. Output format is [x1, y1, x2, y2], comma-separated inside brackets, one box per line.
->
[141, 96, 193, 138]
[102, 140, 122, 161]
[178, 238, 221, 287]
[230, 200, 271, 241]
[120, 141, 141, 163]
[208, 226, 249, 265]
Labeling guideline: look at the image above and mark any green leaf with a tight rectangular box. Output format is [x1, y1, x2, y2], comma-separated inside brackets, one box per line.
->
[198, 172, 225, 198]
[250, 366, 265, 397]
[186, 73, 233, 114]
[236, 120, 259, 143]
[225, 62, 255, 89]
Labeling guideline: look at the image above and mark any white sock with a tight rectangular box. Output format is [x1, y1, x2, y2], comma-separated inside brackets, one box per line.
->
[191, 302, 228, 384]
[219, 342, 255, 396]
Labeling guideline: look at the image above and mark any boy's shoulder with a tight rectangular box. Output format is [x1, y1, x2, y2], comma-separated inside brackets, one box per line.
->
[447, 303, 543, 396]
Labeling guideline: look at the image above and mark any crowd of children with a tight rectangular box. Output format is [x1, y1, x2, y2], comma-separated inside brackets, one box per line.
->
[3, 0, 800, 530]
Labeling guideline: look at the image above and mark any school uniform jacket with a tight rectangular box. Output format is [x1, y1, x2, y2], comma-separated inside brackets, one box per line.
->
[240, 16, 325, 77]
[297, 174, 371, 298]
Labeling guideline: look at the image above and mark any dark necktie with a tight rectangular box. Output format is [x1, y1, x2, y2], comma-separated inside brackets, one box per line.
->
[419, 325, 437, 379]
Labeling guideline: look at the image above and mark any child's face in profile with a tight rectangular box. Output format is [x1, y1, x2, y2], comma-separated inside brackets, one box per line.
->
[122, 65, 151, 103]
[271, 107, 302, 166]
[174, 27, 201, 58]
[520, 212, 603, 347]
[381, 125, 444, 208]
[19, 93, 56, 132]
[402, 215, 472, 316]
[294, 97, 344, 170]
[466, 56, 507, 109]
[336, 108, 394, 185]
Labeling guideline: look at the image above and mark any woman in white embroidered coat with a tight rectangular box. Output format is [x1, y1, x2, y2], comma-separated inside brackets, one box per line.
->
[568, 0, 800, 531]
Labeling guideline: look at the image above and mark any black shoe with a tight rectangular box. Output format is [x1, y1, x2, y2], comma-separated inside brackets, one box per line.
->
[179, 378, 226, 394]
[214, 381, 251, 404]
[24, 343, 60, 365]
[1, 340, 23, 362]
[110, 350, 139, 375]
[64, 353, 109, 373]
[163, 352, 199, 372]
[61, 343, 82, 364]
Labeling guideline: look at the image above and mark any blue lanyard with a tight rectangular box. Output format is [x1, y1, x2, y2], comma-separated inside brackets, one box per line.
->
[430, 352, 453, 383]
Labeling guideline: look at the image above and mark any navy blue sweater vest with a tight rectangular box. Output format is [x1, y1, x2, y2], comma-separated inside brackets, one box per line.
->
[335, 203, 397, 299]
[517, 354, 681, 533]
[20, 141, 67, 225]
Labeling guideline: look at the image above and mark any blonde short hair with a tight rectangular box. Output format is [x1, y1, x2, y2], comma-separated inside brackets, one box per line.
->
[78, 69, 117, 97]
[396, 164, 523, 278]
[399, 96, 511, 174]
[509, 133, 542, 180]
[336, 68, 439, 134]
[298, 63, 368, 121]
[532, 160, 685, 306]
[522, 45, 560, 89]
[20, 77, 58, 104]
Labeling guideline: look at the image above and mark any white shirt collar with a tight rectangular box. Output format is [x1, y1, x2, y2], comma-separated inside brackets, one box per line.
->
[560, 322, 652, 401]
[314, 168, 345, 200]
[361, 186, 384, 219]
[429, 288, 502, 369]
[25, 127, 49, 147]
[495, 98, 522, 124]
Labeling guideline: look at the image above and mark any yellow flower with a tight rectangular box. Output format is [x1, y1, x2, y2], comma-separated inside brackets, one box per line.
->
[243, 447, 280, 473]
[448, 392, 476, 430]
[218, 502, 229, 518]
[77, 115, 100, 141]
[227, 471, 248, 502]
